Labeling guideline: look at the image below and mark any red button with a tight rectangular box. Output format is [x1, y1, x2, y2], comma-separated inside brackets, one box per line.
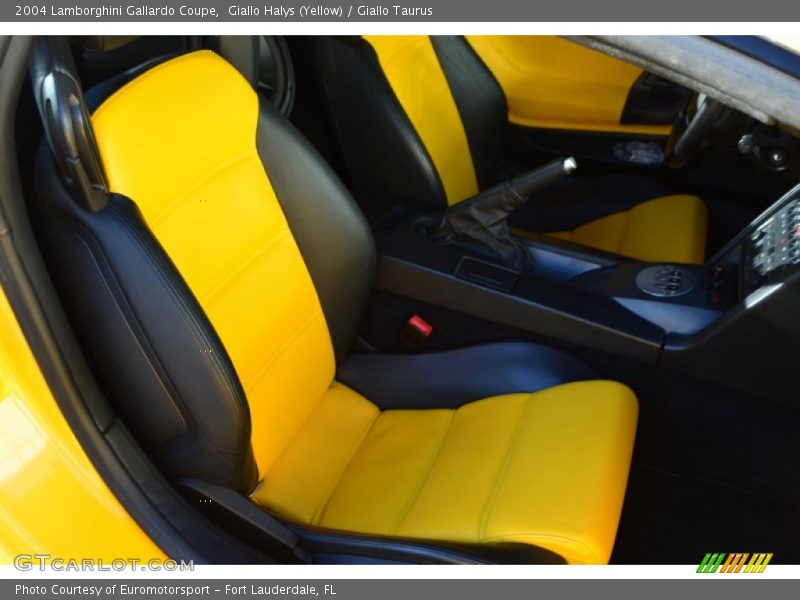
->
[407, 315, 433, 337]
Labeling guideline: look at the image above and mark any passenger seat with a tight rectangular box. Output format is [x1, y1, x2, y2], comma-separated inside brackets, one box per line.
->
[31, 36, 638, 564]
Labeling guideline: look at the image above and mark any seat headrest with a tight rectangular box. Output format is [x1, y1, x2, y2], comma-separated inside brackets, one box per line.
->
[71, 36, 140, 52]
[206, 36, 259, 87]
[72, 36, 259, 86]
[29, 37, 108, 211]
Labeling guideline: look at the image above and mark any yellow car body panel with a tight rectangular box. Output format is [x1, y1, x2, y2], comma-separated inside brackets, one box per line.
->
[0, 285, 163, 562]
[467, 36, 673, 136]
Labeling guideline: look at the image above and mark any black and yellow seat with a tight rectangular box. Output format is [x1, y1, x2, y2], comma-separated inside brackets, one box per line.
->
[315, 36, 708, 264]
[33, 37, 637, 564]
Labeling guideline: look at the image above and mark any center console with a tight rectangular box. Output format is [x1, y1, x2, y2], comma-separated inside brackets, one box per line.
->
[375, 215, 713, 364]
[374, 182, 800, 400]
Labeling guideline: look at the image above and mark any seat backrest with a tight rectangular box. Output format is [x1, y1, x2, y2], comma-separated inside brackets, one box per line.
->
[32, 39, 375, 493]
[315, 36, 507, 214]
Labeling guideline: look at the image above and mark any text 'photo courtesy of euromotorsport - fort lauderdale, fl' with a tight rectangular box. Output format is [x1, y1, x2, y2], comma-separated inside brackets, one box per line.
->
[15, 584, 329, 597]
[35, 4, 434, 18]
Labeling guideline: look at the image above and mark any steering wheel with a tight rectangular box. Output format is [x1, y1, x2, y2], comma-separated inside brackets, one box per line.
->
[667, 96, 729, 163]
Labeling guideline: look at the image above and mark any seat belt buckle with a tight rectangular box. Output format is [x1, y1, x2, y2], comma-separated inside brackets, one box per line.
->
[400, 314, 433, 351]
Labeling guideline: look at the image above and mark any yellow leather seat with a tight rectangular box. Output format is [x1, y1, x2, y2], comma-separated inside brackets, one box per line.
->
[36, 41, 638, 564]
[547, 195, 708, 264]
[316, 36, 708, 264]
[256, 381, 636, 564]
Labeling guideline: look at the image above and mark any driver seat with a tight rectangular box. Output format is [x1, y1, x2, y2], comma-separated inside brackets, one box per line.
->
[315, 36, 708, 264]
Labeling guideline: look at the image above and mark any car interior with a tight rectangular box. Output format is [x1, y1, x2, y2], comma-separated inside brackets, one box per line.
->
[5, 34, 800, 564]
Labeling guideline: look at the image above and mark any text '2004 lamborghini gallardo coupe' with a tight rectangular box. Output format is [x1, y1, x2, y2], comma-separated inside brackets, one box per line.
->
[0, 34, 799, 565]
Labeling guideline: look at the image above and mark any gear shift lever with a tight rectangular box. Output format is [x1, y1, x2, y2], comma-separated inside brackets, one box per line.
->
[432, 157, 578, 270]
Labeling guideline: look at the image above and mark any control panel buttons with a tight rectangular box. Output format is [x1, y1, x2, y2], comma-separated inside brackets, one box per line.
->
[749, 198, 800, 276]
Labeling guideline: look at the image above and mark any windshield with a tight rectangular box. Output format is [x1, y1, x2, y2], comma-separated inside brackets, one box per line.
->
[766, 36, 800, 55]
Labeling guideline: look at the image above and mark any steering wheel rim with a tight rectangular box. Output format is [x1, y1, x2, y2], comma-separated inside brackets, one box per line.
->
[667, 96, 728, 163]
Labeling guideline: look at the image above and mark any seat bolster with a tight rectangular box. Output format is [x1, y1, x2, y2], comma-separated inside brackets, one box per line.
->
[337, 341, 598, 410]
[34, 151, 257, 493]
[313, 37, 449, 214]
[478, 381, 638, 563]
[430, 36, 508, 190]
[256, 100, 377, 363]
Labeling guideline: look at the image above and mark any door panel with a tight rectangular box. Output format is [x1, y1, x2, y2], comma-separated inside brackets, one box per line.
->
[466, 36, 683, 136]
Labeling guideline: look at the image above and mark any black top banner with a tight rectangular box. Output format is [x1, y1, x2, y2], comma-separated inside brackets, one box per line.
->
[3, 0, 800, 22]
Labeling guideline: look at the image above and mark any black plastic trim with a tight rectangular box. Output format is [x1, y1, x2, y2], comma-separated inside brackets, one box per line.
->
[293, 526, 566, 565]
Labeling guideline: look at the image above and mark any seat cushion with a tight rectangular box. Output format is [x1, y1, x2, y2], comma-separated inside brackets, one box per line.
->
[547, 194, 707, 264]
[253, 379, 637, 564]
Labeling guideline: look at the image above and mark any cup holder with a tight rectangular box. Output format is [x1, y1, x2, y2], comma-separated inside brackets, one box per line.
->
[635, 265, 697, 297]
